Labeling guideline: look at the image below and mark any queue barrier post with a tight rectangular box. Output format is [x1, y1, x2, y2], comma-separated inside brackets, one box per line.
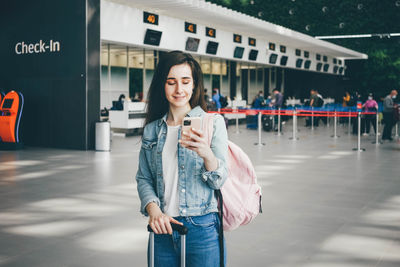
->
[289, 108, 299, 141]
[254, 111, 265, 146]
[234, 108, 240, 134]
[372, 112, 382, 145]
[353, 112, 365, 152]
[331, 110, 340, 139]
[311, 107, 314, 131]
[348, 110, 351, 134]
[276, 108, 282, 136]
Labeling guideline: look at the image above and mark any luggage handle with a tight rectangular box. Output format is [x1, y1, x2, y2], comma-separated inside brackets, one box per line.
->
[148, 223, 188, 267]
[147, 223, 188, 236]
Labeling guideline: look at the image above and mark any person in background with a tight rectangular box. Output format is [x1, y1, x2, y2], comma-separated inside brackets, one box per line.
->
[204, 88, 216, 111]
[307, 89, 324, 126]
[362, 93, 378, 135]
[252, 90, 265, 108]
[270, 89, 283, 109]
[270, 88, 284, 130]
[212, 88, 221, 110]
[342, 91, 351, 107]
[351, 91, 363, 134]
[265, 94, 272, 106]
[132, 92, 141, 102]
[382, 90, 398, 141]
[114, 94, 125, 110]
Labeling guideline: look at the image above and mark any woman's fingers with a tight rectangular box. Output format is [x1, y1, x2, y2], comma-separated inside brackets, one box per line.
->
[150, 216, 184, 235]
[158, 218, 168, 234]
[165, 219, 173, 235]
[190, 127, 204, 137]
[180, 140, 198, 148]
[152, 220, 162, 234]
[170, 217, 183, 225]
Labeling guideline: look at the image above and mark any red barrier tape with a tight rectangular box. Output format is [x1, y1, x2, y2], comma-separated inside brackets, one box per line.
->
[209, 109, 377, 118]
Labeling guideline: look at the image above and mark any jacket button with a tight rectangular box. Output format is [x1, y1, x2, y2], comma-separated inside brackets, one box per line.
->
[181, 165, 185, 169]
[181, 189, 185, 193]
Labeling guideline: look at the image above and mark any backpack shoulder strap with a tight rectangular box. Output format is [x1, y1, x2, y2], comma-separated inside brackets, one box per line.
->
[203, 113, 215, 146]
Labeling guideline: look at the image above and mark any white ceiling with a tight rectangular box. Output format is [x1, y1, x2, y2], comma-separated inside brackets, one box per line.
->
[107, 0, 368, 59]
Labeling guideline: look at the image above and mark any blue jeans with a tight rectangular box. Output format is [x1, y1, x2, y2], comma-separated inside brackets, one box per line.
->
[148, 213, 226, 267]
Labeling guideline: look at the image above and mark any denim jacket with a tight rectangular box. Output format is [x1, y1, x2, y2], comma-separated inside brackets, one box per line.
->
[136, 106, 228, 217]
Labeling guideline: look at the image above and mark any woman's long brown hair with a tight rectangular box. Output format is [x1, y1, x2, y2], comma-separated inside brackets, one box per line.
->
[144, 51, 207, 127]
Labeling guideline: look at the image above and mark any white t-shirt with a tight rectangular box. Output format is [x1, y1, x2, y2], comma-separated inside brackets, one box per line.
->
[162, 125, 180, 217]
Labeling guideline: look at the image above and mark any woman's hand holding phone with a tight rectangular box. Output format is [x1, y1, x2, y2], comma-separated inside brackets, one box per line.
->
[179, 118, 218, 171]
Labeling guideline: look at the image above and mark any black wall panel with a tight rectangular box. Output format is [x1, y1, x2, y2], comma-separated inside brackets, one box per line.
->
[0, 0, 100, 150]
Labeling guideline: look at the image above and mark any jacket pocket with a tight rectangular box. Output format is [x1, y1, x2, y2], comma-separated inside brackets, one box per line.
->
[142, 139, 157, 150]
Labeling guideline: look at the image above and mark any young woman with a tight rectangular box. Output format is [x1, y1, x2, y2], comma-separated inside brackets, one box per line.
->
[136, 51, 228, 267]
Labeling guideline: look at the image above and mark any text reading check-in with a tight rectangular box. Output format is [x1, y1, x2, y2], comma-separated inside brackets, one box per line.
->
[15, 40, 60, 55]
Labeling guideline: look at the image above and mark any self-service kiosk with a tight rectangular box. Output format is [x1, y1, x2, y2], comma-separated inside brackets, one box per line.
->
[0, 92, 4, 106]
[0, 91, 24, 149]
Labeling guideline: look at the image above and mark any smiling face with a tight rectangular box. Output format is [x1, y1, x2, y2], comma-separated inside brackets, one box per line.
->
[164, 63, 194, 110]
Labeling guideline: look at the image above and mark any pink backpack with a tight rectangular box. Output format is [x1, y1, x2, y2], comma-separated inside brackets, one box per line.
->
[203, 113, 262, 231]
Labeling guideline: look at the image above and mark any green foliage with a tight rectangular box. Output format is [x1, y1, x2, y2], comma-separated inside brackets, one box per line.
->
[207, 0, 400, 93]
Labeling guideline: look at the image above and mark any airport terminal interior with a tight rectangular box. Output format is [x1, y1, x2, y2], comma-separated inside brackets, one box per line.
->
[1, 123, 400, 266]
[1, 0, 400, 266]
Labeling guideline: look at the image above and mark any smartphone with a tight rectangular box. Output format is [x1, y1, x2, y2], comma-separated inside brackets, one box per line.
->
[182, 117, 202, 141]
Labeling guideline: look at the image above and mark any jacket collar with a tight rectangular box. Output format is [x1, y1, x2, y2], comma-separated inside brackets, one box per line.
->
[158, 106, 205, 127]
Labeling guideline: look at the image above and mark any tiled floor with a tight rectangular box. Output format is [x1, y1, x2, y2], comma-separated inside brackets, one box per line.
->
[1, 119, 399, 267]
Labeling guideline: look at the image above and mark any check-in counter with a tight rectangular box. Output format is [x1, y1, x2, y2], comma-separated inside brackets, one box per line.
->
[225, 100, 247, 120]
[109, 102, 146, 135]
[286, 99, 302, 106]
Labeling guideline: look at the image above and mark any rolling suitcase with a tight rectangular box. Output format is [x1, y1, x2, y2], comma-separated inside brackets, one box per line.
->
[262, 115, 273, 131]
[147, 223, 188, 267]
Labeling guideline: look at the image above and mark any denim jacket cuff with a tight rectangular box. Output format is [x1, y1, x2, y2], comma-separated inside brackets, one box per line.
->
[201, 158, 224, 184]
[141, 198, 161, 216]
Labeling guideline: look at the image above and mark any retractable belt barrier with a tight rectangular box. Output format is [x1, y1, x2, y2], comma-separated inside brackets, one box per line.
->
[208, 107, 380, 152]
[209, 108, 376, 118]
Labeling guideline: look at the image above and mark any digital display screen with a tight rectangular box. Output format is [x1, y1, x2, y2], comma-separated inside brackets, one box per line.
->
[333, 66, 339, 73]
[249, 49, 258, 61]
[185, 22, 197, 33]
[269, 53, 278, 64]
[233, 47, 244, 58]
[295, 49, 301, 56]
[339, 67, 344, 74]
[185, 37, 200, 52]
[296, 58, 303, 68]
[206, 27, 216, 38]
[269, 43, 275, 51]
[144, 29, 162, 46]
[143, 11, 158, 25]
[280, 56, 288, 66]
[249, 38, 256, 46]
[323, 55, 328, 62]
[338, 59, 342, 65]
[304, 51, 309, 58]
[233, 34, 242, 43]
[2, 99, 13, 109]
[304, 60, 311, 69]
[333, 58, 337, 64]
[206, 41, 218, 55]
[316, 62, 323, 71]
[316, 54, 321, 61]
[323, 64, 329, 72]
[280, 45, 286, 53]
